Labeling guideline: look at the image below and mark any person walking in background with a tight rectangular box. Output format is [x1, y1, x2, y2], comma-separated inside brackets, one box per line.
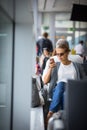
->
[74, 40, 85, 57]
[36, 32, 53, 56]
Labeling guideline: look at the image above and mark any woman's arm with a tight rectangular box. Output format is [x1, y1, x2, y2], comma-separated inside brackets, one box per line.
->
[42, 58, 56, 84]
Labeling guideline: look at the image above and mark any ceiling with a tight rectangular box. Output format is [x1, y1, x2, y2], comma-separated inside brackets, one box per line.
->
[38, 0, 87, 13]
[0, 0, 33, 23]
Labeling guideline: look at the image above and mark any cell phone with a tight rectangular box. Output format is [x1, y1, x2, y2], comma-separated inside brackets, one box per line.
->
[50, 58, 54, 64]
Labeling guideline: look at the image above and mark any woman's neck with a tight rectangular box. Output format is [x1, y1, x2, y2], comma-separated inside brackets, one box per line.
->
[61, 60, 71, 65]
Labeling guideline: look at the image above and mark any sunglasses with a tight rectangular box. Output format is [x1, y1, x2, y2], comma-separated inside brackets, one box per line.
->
[56, 52, 66, 57]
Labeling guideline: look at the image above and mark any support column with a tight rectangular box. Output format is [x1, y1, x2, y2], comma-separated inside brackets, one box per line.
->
[33, 0, 38, 41]
[49, 13, 55, 48]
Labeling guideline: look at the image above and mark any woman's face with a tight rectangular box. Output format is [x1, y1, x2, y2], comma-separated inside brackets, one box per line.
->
[56, 48, 69, 62]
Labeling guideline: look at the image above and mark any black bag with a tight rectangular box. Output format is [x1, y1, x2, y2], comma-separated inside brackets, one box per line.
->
[31, 77, 40, 107]
[42, 57, 49, 74]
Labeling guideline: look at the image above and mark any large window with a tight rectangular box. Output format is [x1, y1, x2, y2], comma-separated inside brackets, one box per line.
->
[0, 6, 13, 130]
[55, 15, 87, 51]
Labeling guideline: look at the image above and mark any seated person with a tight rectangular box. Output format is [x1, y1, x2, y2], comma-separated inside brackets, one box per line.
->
[42, 39, 86, 124]
[42, 41, 83, 83]
[42, 40, 84, 94]
[40, 48, 51, 74]
[35, 56, 41, 75]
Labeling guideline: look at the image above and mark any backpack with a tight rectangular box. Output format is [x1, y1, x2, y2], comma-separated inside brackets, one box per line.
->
[42, 38, 53, 52]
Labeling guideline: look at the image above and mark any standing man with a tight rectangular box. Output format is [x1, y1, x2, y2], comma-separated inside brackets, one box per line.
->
[74, 40, 85, 57]
[36, 32, 53, 56]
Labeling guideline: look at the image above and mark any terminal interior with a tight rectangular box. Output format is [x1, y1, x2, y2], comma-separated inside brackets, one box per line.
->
[0, 0, 87, 130]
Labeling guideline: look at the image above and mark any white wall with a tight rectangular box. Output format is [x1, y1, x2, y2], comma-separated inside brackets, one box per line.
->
[13, 0, 35, 130]
[13, 23, 35, 130]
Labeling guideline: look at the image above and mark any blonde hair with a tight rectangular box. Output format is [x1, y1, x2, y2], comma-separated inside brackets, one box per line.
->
[56, 39, 70, 52]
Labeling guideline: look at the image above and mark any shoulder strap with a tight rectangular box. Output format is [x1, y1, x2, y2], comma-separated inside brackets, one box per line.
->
[49, 62, 60, 98]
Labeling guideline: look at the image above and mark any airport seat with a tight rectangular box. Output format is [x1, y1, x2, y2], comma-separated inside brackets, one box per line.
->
[47, 79, 87, 130]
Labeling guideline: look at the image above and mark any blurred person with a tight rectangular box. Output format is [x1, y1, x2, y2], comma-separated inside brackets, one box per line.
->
[35, 56, 41, 75]
[42, 39, 86, 124]
[36, 32, 53, 56]
[74, 40, 85, 57]
[40, 48, 51, 74]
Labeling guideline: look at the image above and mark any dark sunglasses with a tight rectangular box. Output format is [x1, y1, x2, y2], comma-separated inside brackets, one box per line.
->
[56, 52, 66, 57]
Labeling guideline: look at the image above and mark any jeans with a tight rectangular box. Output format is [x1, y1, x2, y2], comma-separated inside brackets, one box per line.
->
[49, 81, 66, 112]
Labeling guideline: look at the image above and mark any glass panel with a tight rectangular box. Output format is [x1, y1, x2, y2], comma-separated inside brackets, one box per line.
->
[75, 22, 87, 28]
[55, 20, 73, 28]
[75, 31, 87, 43]
[0, 6, 13, 130]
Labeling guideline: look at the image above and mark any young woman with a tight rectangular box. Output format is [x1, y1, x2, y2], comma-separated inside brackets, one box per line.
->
[42, 39, 86, 123]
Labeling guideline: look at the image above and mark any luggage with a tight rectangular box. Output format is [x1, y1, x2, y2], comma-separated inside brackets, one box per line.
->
[31, 76, 45, 107]
[31, 77, 41, 107]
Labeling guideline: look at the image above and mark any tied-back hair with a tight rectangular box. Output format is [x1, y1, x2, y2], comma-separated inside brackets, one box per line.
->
[56, 39, 70, 52]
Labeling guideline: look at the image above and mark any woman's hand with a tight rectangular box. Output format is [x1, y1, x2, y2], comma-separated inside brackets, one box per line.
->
[49, 58, 56, 68]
